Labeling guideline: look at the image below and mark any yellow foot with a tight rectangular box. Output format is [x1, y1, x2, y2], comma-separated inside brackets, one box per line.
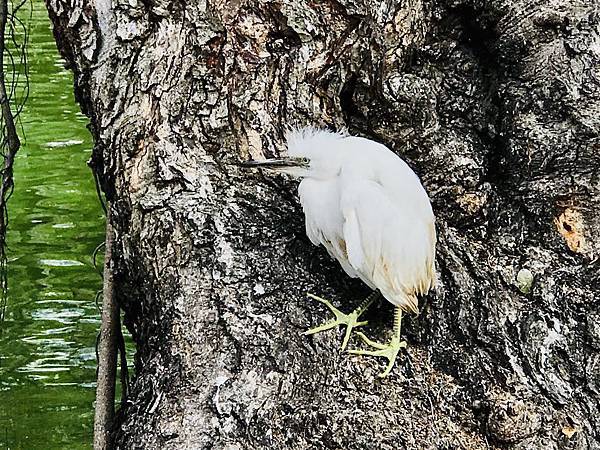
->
[348, 332, 406, 378]
[303, 293, 370, 351]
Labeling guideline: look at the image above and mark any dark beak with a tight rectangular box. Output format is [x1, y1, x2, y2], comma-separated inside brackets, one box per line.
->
[238, 157, 307, 169]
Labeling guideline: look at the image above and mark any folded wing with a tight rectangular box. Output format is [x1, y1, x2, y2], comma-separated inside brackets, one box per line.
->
[340, 179, 436, 312]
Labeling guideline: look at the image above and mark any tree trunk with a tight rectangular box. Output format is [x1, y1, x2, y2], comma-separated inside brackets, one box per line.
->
[45, 0, 600, 448]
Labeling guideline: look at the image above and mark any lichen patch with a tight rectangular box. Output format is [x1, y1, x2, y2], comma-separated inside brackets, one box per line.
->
[554, 208, 586, 253]
[457, 191, 487, 214]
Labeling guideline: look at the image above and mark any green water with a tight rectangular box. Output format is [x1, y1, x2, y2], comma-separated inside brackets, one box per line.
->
[0, 2, 104, 448]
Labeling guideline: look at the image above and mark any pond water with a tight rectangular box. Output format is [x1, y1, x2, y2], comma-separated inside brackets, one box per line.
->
[0, 2, 104, 448]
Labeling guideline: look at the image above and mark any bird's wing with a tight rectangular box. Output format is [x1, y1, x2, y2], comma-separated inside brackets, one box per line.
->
[341, 206, 365, 270]
[307, 219, 360, 280]
[340, 179, 436, 311]
[298, 178, 362, 281]
[340, 180, 386, 283]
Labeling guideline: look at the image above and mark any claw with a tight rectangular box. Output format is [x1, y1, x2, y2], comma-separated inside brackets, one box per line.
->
[354, 331, 388, 350]
[348, 336, 406, 377]
[304, 292, 376, 351]
[347, 306, 407, 377]
[303, 320, 340, 335]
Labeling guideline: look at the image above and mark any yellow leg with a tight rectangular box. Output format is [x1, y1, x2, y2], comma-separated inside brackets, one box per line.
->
[348, 306, 406, 377]
[304, 291, 379, 350]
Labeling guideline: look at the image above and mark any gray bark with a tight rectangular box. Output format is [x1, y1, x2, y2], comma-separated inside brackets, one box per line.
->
[46, 0, 600, 448]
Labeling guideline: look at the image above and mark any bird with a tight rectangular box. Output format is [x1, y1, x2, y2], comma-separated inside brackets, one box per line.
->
[241, 127, 437, 377]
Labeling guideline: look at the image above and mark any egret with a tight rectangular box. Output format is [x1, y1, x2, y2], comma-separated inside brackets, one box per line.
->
[242, 127, 437, 377]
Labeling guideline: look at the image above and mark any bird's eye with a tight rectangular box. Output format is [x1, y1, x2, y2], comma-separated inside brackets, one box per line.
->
[302, 157, 310, 165]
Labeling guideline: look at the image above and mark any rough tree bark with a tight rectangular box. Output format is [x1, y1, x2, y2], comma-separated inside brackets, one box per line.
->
[46, 0, 599, 448]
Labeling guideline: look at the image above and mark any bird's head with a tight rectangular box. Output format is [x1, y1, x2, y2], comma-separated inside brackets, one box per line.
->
[239, 127, 346, 180]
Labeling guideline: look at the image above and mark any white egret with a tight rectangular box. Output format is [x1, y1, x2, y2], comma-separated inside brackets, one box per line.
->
[242, 127, 437, 377]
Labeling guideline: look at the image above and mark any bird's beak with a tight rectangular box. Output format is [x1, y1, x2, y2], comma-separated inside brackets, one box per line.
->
[238, 156, 309, 170]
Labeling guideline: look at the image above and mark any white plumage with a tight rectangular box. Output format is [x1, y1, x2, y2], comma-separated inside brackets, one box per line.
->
[288, 128, 436, 313]
[242, 127, 437, 377]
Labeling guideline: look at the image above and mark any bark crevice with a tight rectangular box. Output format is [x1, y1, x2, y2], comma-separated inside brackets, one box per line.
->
[46, 0, 600, 448]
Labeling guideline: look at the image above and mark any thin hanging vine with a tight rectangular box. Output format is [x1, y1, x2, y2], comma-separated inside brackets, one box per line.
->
[0, 0, 29, 334]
